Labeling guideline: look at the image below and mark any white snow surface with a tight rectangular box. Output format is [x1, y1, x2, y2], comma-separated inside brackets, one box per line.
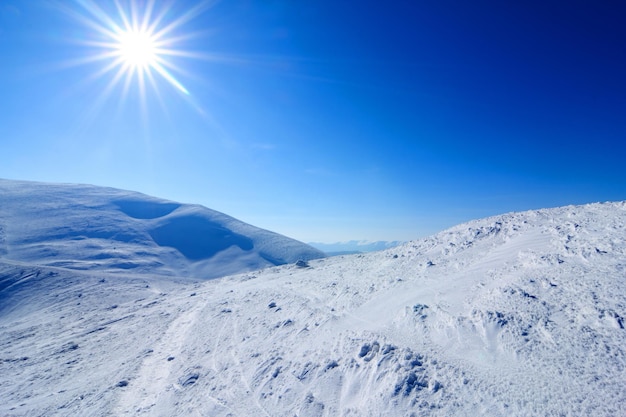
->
[0, 179, 325, 279]
[1, 185, 625, 416]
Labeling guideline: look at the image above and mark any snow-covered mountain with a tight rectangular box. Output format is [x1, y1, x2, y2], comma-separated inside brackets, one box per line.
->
[1, 194, 625, 416]
[0, 179, 324, 279]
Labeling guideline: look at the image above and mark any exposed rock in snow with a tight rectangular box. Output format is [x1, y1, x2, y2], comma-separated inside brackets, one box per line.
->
[0, 185, 624, 416]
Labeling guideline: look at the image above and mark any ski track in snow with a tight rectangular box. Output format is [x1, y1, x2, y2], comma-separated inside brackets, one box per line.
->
[1, 195, 625, 416]
[113, 292, 206, 415]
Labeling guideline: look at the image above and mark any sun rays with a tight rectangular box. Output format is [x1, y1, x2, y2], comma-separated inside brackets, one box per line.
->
[61, 0, 214, 103]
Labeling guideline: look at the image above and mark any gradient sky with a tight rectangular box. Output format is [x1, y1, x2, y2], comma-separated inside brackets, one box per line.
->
[1, 0, 625, 243]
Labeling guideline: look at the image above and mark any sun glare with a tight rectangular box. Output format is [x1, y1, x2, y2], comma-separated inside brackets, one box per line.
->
[116, 29, 158, 69]
[63, 0, 213, 101]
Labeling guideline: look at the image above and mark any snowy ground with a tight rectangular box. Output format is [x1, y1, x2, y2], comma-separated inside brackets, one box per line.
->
[1, 184, 625, 416]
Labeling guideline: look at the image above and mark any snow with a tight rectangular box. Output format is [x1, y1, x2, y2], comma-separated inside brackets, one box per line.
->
[1, 180, 625, 416]
[0, 179, 325, 279]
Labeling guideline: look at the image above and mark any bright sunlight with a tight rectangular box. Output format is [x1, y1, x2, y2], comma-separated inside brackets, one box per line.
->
[62, 0, 214, 99]
[116, 29, 158, 70]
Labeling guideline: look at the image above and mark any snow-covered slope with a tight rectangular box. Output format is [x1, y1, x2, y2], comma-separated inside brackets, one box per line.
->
[1, 201, 625, 416]
[0, 179, 324, 279]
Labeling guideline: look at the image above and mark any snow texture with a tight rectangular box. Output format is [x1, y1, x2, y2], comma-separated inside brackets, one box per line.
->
[1, 180, 625, 416]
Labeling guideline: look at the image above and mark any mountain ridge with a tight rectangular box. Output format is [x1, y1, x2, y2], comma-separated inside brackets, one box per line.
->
[0, 189, 624, 416]
[309, 240, 404, 255]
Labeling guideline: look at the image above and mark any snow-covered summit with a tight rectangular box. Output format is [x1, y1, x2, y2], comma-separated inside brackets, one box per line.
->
[0, 198, 625, 416]
[0, 179, 325, 279]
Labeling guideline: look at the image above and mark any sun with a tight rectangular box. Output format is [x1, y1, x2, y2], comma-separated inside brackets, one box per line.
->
[116, 29, 158, 70]
[61, 0, 213, 99]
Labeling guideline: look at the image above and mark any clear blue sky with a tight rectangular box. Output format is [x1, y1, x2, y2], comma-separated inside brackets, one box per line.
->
[1, 0, 625, 243]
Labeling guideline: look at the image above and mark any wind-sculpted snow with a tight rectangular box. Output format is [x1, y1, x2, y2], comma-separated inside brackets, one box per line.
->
[1, 200, 625, 416]
[0, 179, 324, 278]
[115, 199, 180, 219]
[149, 214, 254, 260]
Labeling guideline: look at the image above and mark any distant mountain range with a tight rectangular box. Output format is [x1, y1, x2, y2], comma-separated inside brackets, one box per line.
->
[308, 240, 404, 255]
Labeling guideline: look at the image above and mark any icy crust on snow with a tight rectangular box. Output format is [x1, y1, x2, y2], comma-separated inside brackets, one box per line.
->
[1, 201, 625, 416]
[0, 179, 324, 278]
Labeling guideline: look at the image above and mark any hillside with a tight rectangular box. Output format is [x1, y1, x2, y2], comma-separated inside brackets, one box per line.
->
[1, 198, 625, 416]
[0, 179, 324, 279]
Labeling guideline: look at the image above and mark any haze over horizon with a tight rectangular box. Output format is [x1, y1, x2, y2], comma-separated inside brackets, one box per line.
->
[1, 0, 624, 243]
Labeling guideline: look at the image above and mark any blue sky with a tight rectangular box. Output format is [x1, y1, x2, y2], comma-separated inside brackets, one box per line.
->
[1, 1, 625, 243]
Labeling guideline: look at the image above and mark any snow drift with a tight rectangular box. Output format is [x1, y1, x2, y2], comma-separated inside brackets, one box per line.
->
[0, 179, 325, 279]
[0, 185, 625, 416]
